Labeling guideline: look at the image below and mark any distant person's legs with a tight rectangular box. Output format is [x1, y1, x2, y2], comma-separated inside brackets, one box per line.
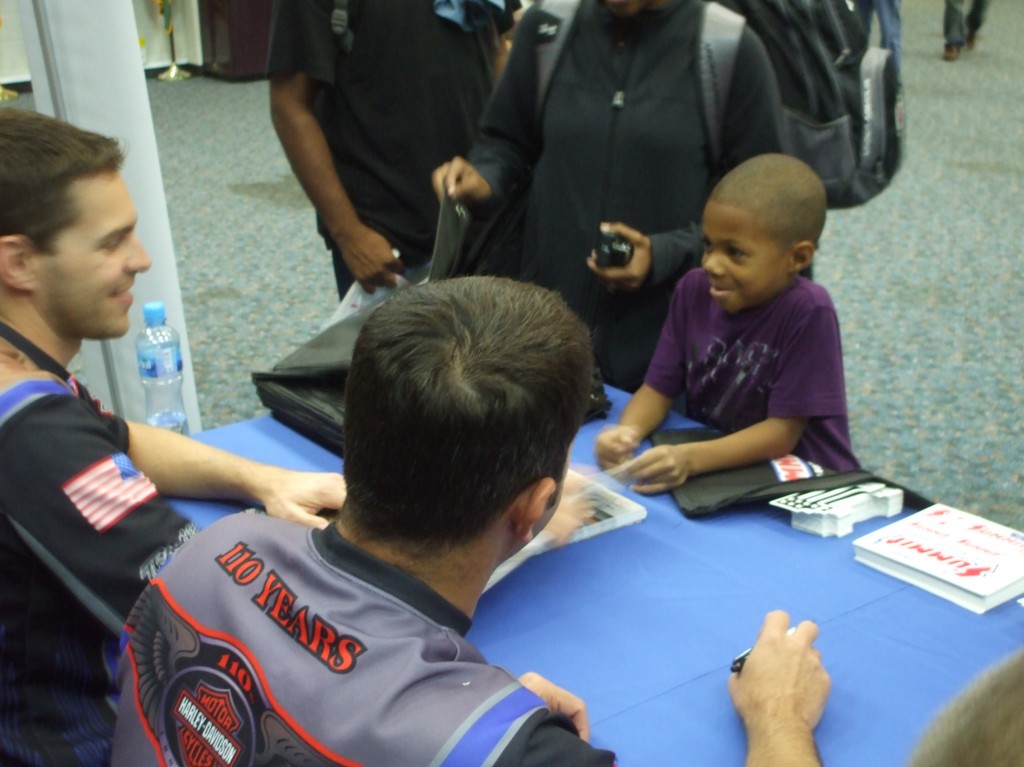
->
[855, 0, 901, 77]
[874, 0, 902, 76]
[943, 0, 988, 59]
[965, 0, 988, 49]
[943, 0, 967, 59]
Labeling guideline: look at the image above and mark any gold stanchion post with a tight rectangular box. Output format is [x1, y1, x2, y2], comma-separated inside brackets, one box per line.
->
[158, 28, 191, 81]
[155, 0, 190, 82]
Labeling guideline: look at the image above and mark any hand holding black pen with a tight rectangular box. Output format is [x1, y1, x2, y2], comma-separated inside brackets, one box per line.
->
[731, 626, 798, 673]
[727, 611, 831, 767]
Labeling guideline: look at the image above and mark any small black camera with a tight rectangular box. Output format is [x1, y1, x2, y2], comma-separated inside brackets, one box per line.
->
[595, 231, 634, 268]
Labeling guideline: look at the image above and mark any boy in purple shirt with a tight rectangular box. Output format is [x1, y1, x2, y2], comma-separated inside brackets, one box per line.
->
[596, 154, 858, 494]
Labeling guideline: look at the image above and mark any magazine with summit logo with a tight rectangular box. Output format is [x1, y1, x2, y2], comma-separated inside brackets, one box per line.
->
[853, 504, 1024, 614]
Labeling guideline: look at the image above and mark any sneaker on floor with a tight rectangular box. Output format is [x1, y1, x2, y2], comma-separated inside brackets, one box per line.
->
[966, 30, 978, 50]
[943, 44, 961, 61]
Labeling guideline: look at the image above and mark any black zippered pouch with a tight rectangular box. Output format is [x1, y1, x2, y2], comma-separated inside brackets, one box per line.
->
[650, 428, 931, 518]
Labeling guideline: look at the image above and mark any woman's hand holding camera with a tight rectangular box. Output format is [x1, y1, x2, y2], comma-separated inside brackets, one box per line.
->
[587, 222, 652, 293]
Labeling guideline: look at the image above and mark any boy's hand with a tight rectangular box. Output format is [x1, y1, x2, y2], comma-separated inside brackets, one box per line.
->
[623, 443, 696, 494]
[595, 425, 641, 469]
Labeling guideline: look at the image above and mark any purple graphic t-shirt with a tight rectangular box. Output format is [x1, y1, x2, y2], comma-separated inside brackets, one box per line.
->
[645, 270, 858, 471]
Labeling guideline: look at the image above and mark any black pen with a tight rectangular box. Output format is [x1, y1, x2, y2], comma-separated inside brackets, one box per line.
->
[731, 626, 796, 674]
[730, 647, 754, 674]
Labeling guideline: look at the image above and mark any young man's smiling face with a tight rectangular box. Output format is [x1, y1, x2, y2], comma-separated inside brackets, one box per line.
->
[700, 200, 811, 315]
[32, 172, 151, 351]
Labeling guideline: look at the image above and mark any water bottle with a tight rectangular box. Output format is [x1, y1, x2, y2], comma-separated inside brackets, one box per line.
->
[136, 301, 188, 435]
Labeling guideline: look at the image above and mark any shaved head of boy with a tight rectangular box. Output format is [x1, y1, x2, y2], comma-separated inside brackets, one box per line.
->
[709, 153, 827, 248]
[701, 154, 827, 315]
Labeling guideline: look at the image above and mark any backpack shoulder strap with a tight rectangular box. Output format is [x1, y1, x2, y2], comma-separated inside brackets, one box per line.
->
[698, 2, 745, 171]
[532, 0, 582, 121]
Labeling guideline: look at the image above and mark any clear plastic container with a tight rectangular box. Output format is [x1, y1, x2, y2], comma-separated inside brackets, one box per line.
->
[136, 301, 188, 434]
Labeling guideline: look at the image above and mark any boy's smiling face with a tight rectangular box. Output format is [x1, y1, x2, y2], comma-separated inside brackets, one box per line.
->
[700, 200, 812, 315]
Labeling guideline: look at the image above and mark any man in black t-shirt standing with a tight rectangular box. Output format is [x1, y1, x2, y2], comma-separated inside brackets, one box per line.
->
[0, 109, 347, 767]
[267, 0, 518, 298]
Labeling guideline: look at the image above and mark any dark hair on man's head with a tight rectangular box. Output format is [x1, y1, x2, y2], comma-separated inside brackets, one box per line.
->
[710, 153, 827, 247]
[341, 276, 594, 549]
[0, 109, 124, 252]
[909, 649, 1024, 767]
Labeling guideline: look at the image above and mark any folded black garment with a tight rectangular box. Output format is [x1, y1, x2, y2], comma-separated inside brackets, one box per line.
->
[253, 309, 611, 457]
[252, 377, 347, 455]
[649, 428, 931, 518]
[251, 313, 359, 455]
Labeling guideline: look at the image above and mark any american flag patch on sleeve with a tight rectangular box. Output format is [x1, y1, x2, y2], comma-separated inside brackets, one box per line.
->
[62, 452, 158, 532]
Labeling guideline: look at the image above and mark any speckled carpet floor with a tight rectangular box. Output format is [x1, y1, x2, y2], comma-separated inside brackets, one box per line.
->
[3, 0, 1020, 527]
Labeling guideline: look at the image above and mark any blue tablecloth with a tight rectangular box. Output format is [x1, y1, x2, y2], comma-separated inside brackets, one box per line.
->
[176, 391, 1024, 766]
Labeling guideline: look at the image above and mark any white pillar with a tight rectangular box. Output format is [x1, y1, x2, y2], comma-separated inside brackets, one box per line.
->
[16, 0, 201, 432]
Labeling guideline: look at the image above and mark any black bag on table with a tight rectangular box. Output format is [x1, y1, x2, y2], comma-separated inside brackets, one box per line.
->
[252, 309, 610, 456]
[251, 314, 361, 456]
[651, 428, 931, 518]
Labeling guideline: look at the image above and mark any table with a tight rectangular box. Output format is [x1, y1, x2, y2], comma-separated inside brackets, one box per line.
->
[175, 391, 1024, 766]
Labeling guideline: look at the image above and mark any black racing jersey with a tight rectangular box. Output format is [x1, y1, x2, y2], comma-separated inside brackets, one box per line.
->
[113, 515, 616, 766]
[0, 325, 196, 766]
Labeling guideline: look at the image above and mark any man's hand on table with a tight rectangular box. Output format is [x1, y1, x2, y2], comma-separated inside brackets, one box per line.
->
[256, 467, 347, 529]
[729, 610, 830, 767]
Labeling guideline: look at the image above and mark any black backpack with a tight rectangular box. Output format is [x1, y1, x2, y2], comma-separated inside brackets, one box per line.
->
[713, 0, 904, 207]
[522, 0, 903, 210]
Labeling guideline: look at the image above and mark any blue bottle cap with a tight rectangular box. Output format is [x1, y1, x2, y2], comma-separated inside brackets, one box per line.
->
[143, 301, 166, 327]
